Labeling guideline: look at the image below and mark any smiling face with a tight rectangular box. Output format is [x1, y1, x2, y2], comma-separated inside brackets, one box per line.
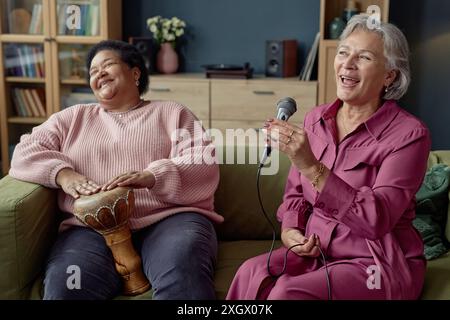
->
[334, 29, 397, 107]
[89, 50, 140, 110]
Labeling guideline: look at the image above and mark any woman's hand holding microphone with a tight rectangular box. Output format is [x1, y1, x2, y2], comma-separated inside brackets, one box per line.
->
[263, 118, 329, 191]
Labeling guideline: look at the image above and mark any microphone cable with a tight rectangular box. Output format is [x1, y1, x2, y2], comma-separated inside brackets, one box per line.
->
[256, 165, 332, 300]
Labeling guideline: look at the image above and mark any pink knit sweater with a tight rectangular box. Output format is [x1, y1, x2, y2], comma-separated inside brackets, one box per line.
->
[9, 100, 223, 231]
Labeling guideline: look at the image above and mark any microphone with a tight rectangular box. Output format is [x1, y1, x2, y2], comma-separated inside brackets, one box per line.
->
[259, 97, 297, 168]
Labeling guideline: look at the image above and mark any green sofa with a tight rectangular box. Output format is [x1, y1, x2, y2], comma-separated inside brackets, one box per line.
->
[0, 149, 449, 300]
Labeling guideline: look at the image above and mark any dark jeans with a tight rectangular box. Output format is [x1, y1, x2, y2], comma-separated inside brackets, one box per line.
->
[43, 212, 218, 300]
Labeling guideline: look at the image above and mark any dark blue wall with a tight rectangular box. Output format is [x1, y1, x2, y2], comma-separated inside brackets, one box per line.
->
[123, 0, 320, 74]
[390, 0, 450, 150]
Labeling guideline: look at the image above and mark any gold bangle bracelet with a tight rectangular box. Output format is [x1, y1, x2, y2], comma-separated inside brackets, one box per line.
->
[311, 162, 325, 189]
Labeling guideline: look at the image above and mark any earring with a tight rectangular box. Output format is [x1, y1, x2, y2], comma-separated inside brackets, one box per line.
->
[135, 80, 140, 87]
[385, 85, 390, 93]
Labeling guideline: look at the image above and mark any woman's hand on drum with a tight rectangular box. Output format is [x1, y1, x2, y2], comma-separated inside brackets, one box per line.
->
[56, 168, 101, 199]
[102, 170, 156, 191]
[281, 228, 321, 257]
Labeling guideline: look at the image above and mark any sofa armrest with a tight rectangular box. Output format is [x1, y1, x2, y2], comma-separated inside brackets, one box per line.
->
[0, 175, 58, 299]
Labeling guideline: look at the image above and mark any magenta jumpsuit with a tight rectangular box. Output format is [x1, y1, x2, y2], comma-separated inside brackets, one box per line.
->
[226, 99, 431, 300]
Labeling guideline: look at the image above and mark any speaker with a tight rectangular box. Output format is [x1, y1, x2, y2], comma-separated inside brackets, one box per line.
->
[128, 37, 156, 74]
[265, 39, 298, 77]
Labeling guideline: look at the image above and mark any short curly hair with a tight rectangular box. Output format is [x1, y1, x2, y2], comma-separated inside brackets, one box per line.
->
[86, 40, 149, 95]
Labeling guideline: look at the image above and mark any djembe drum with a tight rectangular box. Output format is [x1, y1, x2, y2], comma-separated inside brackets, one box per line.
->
[73, 187, 150, 295]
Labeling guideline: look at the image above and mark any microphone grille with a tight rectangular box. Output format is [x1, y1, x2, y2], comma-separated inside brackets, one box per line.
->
[276, 97, 297, 121]
[277, 97, 297, 112]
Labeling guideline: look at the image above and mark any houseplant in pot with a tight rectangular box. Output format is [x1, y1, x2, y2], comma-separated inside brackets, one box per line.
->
[146, 15, 186, 74]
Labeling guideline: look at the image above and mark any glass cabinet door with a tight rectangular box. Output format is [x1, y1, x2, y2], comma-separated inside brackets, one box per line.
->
[56, 0, 100, 36]
[4, 42, 45, 78]
[58, 43, 90, 81]
[1, 0, 44, 34]
[58, 43, 96, 109]
[3, 42, 47, 118]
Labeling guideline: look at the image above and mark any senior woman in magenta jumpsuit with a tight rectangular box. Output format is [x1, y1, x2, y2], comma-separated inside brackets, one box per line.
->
[226, 14, 431, 300]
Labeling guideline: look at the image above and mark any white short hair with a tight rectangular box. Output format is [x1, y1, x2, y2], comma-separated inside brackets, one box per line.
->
[340, 14, 410, 100]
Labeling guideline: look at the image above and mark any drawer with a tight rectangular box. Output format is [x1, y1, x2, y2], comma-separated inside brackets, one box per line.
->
[211, 80, 317, 125]
[143, 78, 210, 123]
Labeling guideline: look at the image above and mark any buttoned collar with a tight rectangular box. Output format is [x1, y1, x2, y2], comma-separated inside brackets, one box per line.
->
[313, 99, 401, 141]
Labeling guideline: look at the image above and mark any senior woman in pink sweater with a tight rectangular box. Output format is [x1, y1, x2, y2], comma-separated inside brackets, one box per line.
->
[227, 15, 431, 300]
[9, 40, 222, 300]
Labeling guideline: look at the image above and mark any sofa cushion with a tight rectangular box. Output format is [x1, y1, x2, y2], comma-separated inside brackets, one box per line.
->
[214, 145, 292, 240]
[422, 251, 450, 299]
[428, 151, 450, 242]
[414, 164, 450, 260]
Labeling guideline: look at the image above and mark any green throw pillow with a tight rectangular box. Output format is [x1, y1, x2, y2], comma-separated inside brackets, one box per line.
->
[414, 164, 450, 260]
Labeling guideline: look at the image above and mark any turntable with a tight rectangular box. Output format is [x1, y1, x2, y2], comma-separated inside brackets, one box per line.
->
[202, 63, 253, 79]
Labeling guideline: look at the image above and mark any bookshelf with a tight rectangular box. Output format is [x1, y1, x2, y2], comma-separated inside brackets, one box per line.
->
[318, 0, 389, 104]
[0, 0, 122, 174]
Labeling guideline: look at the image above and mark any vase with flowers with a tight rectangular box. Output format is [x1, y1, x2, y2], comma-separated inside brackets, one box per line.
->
[147, 15, 186, 74]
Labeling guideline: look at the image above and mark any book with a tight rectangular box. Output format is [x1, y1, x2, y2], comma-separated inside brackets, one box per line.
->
[31, 89, 46, 117]
[17, 46, 27, 76]
[16, 89, 33, 117]
[12, 88, 26, 116]
[57, 4, 67, 35]
[28, 4, 43, 34]
[89, 5, 100, 36]
[23, 89, 40, 117]
[300, 32, 320, 81]
[34, 4, 43, 34]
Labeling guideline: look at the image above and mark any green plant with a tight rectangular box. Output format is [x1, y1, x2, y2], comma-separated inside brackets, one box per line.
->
[146, 16, 186, 46]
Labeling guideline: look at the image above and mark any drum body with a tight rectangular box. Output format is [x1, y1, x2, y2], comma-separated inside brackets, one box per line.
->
[73, 187, 150, 295]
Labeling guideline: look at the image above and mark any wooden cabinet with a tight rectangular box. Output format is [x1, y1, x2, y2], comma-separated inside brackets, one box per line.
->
[144, 74, 318, 140]
[0, 0, 122, 174]
[210, 78, 317, 131]
[143, 73, 210, 127]
[318, 0, 390, 104]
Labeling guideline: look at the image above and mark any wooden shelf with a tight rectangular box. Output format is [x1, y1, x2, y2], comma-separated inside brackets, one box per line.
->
[6, 77, 46, 83]
[0, 34, 46, 43]
[55, 36, 106, 44]
[60, 79, 88, 85]
[7, 117, 46, 125]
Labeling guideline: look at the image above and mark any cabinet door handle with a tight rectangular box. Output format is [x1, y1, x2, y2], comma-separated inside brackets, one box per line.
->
[252, 90, 275, 95]
[151, 87, 171, 92]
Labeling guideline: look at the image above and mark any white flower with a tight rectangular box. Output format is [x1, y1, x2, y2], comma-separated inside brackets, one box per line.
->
[146, 15, 186, 46]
